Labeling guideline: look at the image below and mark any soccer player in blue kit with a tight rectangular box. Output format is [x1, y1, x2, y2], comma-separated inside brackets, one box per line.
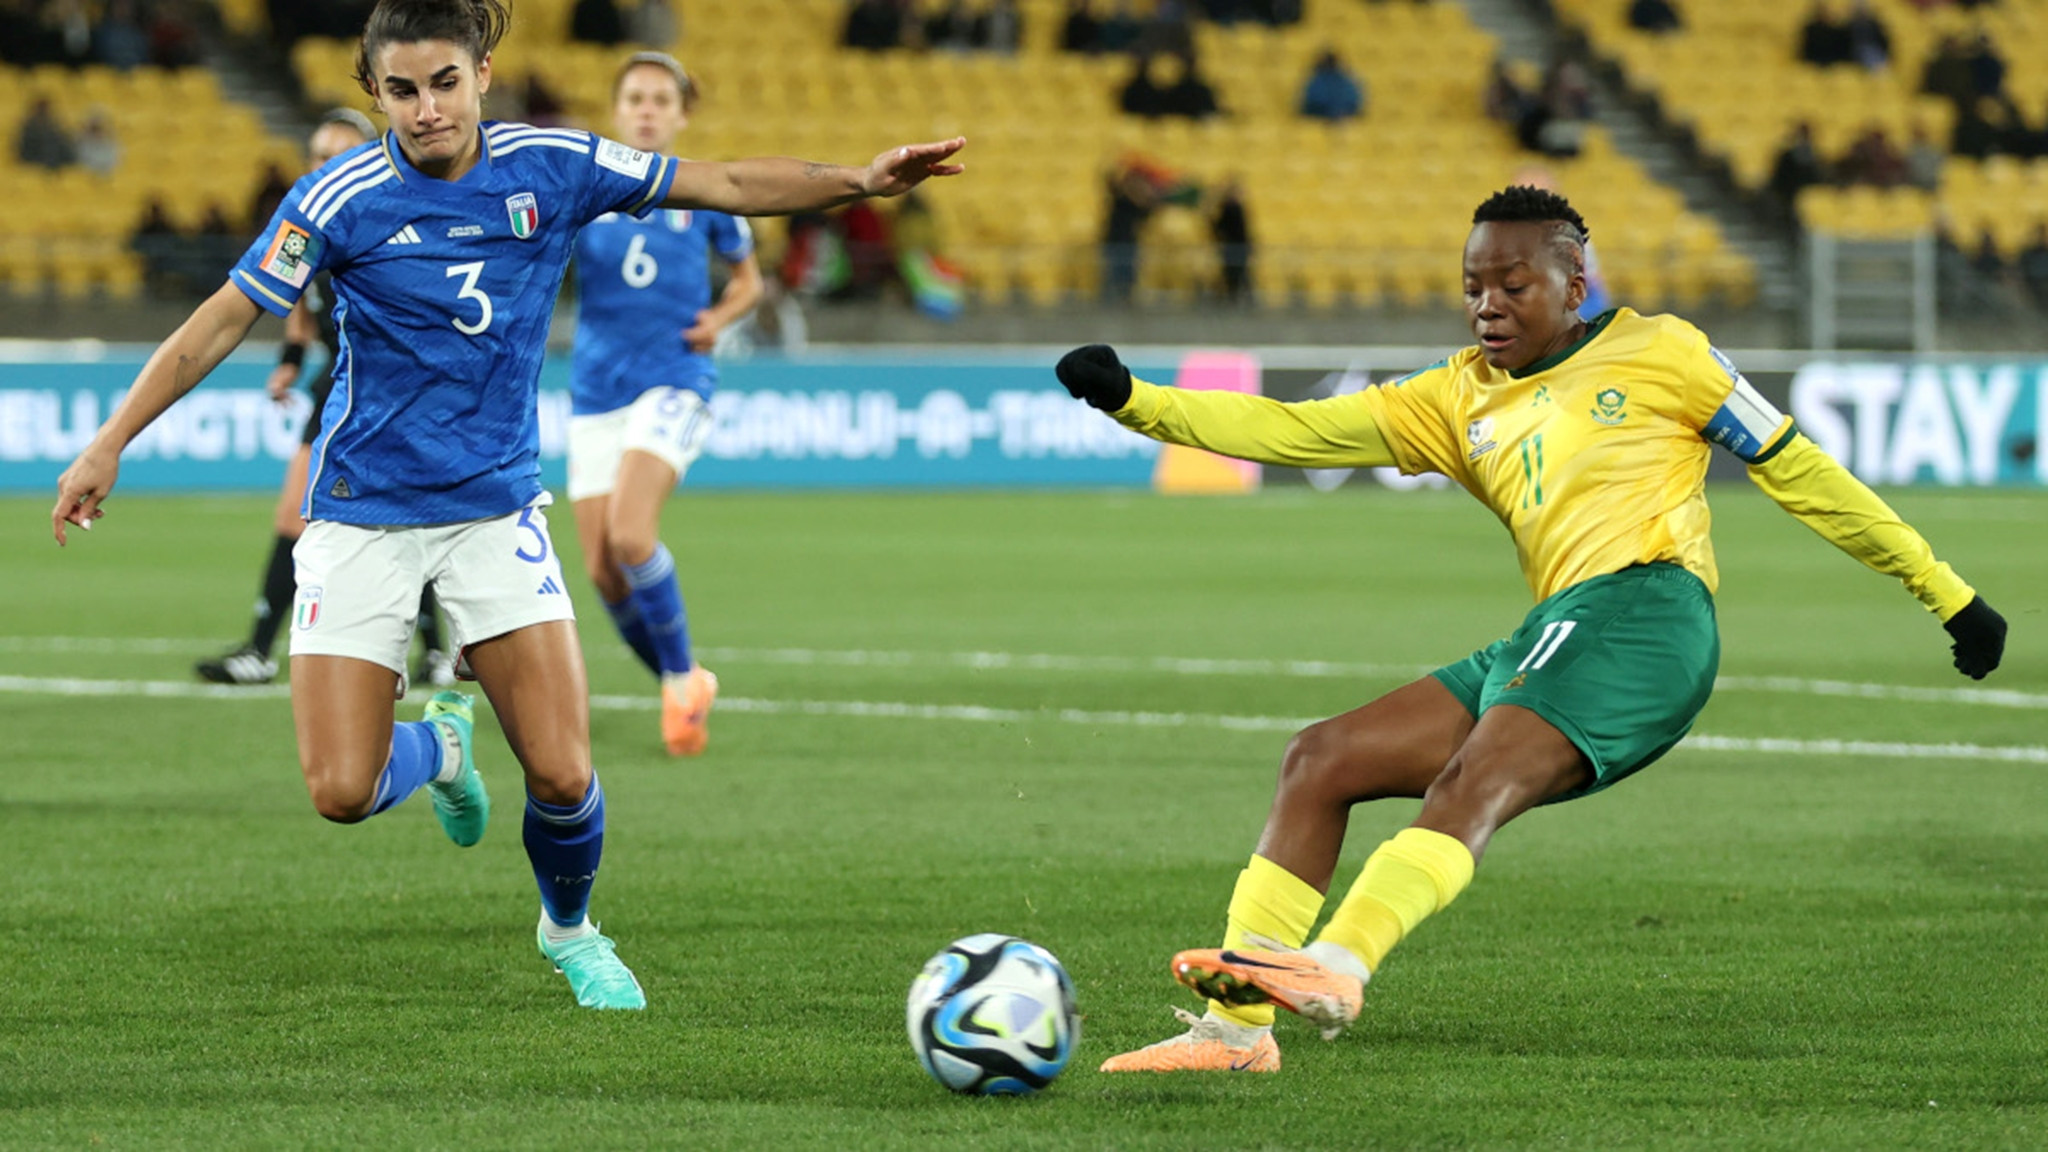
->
[568, 52, 762, 757]
[50, 0, 964, 1010]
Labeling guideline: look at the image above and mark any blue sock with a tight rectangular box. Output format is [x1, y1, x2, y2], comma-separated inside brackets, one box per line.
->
[369, 721, 442, 816]
[603, 595, 662, 676]
[524, 775, 605, 928]
[622, 544, 692, 676]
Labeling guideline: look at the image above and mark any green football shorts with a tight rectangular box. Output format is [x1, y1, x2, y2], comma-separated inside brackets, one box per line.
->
[1431, 562, 1719, 802]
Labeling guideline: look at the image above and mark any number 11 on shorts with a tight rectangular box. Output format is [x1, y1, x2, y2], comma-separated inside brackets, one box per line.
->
[1517, 619, 1576, 673]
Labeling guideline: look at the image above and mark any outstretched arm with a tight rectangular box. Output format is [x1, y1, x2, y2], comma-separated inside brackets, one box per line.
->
[658, 138, 966, 215]
[51, 282, 263, 544]
[1748, 434, 2006, 678]
[1056, 344, 1397, 468]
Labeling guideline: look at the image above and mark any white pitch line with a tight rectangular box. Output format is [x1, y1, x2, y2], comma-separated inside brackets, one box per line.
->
[4, 637, 2043, 710]
[2, 674, 2043, 765]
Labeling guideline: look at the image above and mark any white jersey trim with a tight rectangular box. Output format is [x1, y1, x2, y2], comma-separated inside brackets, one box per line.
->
[312, 169, 397, 228]
[299, 149, 392, 220]
[493, 138, 592, 157]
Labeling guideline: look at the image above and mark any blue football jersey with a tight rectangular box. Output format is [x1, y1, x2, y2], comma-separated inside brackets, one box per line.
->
[570, 207, 753, 415]
[230, 122, 678, 525]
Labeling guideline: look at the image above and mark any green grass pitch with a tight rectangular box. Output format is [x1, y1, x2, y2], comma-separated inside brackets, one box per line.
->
[3, 486, 2045, 1150]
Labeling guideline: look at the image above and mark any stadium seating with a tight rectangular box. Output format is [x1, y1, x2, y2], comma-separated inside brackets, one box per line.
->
[285, 0, 1755, 311]
[1552, 0, 2048, 257]
[0, 62, 300, 299]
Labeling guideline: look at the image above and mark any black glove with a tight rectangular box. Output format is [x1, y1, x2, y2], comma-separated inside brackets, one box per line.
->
[1943, 595, 2006, 680]
[1056, 344, 1133, 412]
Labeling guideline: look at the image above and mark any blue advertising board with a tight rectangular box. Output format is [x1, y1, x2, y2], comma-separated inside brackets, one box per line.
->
[0, 351, 1166, 492]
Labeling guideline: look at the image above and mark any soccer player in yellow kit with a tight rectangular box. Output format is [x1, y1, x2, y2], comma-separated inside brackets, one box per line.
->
[1054, 186, 2009, 1073]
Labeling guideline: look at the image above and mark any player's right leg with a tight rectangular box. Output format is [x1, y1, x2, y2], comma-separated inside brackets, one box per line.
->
[286, 522, 483, 841]
[1102, 677, 1471, 1072]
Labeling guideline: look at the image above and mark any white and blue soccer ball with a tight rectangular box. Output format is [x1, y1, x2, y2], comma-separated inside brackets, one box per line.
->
[906, 933, 1079, 1095]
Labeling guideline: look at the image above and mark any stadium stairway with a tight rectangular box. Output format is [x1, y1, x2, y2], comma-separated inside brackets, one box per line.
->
[1457, 0, 1802, 313]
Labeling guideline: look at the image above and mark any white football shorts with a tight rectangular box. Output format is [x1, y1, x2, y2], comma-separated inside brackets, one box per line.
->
[288, 498, 576, 693]
[566, 385, 714, 502]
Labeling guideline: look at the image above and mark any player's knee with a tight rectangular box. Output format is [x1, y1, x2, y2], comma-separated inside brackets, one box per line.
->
[525, 758, 593, 808]
[605, 531, 658, 573]
[304, 777, 376, 823]
[1278, 721, 1350, 797]
[583, 551, 625, 600]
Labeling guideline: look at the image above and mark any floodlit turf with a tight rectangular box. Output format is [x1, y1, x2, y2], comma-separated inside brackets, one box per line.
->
[3, 487, 2045, 1150]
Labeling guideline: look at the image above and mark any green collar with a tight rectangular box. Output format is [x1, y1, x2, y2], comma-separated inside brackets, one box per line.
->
[1507, 308, 1619, 379]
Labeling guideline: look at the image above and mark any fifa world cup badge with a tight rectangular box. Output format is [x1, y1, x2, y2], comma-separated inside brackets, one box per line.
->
[506, 193, 539, 240]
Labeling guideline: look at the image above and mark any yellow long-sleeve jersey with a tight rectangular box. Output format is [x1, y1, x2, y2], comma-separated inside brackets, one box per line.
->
[1111, 308, 1976, 618]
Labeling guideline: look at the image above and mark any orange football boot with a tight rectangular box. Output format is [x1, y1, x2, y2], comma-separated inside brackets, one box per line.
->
[1172, 943, 1365, 1040]
[661, 666, 719, 756]
[1097, 1007, 1279, 1073]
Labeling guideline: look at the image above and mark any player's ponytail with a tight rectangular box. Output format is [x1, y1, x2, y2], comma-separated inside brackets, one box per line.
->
[353, 0, 512, 98]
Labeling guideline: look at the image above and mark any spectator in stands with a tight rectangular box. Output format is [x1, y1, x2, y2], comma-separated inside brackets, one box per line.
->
[980, 0, 1023, 54]
[1162, 53, 1220, 119]
[1964, 31, 2005, 101]
[1102, 158, 1161, 302]
[572, 0, 626, 45]
[1628, 0, 1681, 34]
[1210, 175, 1251, 304]
[1061, 0, 1102, 52]
[1519, 56, 1591, 158]
[1843, 1, 1890, 71]
[45, 0, 95, 68]
[1904, 123, 1944, 189]
[92, 0, 148, 70]
[1098, 1, 1144, 53]
[1298, 49, 1366, 123]
[520, 73, 570, 127]
[16, 98, 76, 171]
[1136, 0, 1195, 59]
[844, 0, 904, 50]
[1797, 2, 1853, 68]
[1950, 96, 2015, 161]
[1838, 124, 1907, 188]
[1921, 34, 1974, 107]
[132, 196, 184, 293]
[926, 0, 978, 51]
[1483, 56, 1534, 128]
[74, 108, 119, 176]
[148, 0, 201, 69]
[1767, 120, 1825, 217]
[627, 0, 677, 48]
[2018, 98, 2048, 159]
[0, 0, 45, 67]
[838, 199, 895, 298]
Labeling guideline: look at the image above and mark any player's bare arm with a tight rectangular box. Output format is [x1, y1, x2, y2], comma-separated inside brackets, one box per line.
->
[683, 253, 765, 353]
[657, 137, 966, 215]
[52, 284, 264, 544]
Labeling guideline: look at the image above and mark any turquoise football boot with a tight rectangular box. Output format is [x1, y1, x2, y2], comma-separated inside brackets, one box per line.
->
[423, 690, 488, 847]
[538, 921, 648, 1010]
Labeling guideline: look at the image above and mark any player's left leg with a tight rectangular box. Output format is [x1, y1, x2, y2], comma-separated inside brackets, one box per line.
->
[465, 621, 645, 1010]
[434, 503, 643, 1010]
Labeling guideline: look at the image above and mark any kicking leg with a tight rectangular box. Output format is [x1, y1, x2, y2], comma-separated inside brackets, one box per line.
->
[1102, 677, 1473, 1071]
[467, 621, 644, 1010]
[289, 653, 453, 823]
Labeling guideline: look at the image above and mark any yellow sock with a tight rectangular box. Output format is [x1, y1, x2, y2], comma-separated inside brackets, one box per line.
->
[1314, 827, 1476, 974]
[1211, 854, 1324, 1028]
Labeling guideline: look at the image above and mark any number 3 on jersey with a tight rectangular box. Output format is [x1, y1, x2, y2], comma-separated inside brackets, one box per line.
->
[447, 261, 493, 335]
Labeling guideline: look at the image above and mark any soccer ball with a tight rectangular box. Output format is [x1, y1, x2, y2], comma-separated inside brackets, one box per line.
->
[906, 933, 1079, 1095]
